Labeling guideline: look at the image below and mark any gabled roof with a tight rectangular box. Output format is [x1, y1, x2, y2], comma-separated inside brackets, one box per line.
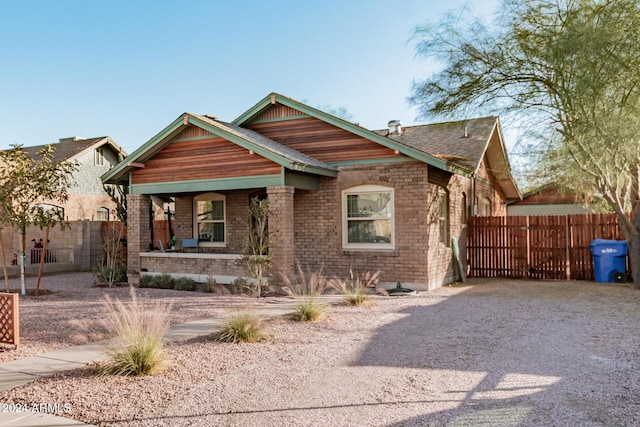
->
[101, 93, 521, 201]
[15, 136, 125, 164]
[102, 112, 338, 185]
[234, 92, 468, 176]
[374, 117, 521, 200]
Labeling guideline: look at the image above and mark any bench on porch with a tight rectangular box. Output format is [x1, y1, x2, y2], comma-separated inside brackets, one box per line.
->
[182, 238, 198, 253]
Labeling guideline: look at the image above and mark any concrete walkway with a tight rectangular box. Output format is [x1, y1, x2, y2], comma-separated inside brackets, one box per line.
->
[0, 299, 305, 426]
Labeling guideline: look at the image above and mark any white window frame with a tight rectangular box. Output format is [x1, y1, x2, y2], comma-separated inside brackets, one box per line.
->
[342, 185, 394, 250]
[193, 192, 226, 247]
[95, 148, 105, 166]
[96, 207, 109, 221]
[438, 188, 449, 246]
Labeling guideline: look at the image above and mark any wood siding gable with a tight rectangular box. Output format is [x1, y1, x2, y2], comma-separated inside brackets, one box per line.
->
[131, 131, 281, 185]
[247, 116, 405, 164]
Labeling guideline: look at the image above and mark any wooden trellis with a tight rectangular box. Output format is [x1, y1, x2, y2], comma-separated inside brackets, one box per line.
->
[0, 293, 19, 348]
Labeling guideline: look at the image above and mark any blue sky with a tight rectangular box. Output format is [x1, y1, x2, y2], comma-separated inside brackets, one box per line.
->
[0, 0, 499, 154]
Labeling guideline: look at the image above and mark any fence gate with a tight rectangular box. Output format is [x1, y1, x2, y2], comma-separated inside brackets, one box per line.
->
[467, 213, 626, 280]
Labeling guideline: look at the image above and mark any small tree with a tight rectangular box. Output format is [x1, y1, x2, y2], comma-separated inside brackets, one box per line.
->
[409, 0, 640, 288]
[239, 197, 271, 297]
[0, 144, 76, 295]
[104, 183, 128, 225]
[95, 220, 127, 287]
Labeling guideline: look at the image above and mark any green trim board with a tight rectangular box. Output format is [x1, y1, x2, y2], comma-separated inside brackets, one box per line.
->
[283, 170, 321, 190]
[130, 174, 283, 194]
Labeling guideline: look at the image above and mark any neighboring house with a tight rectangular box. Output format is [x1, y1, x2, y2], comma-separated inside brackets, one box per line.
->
[102, 93, 521, 290]
[17, 136, 127, 221]
[507, 183, 594, 216]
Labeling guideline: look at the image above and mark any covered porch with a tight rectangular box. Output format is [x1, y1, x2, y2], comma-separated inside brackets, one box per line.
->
[126, 183, 314, 286]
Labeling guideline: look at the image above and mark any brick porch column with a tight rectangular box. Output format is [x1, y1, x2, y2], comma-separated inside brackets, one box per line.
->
[126, 194, 150, 284]
[267, 185, 295, 285]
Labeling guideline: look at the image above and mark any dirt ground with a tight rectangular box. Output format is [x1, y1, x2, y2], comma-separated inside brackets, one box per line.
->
[1, 273, 639, 426]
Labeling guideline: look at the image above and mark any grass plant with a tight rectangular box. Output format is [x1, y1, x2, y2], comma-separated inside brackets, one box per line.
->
[283, 265, 329, 322]
[291, 298, 325, 322]
[215, 312, 266, 343]
[331, 270, 380, 306]
[99, 286, 172, 376]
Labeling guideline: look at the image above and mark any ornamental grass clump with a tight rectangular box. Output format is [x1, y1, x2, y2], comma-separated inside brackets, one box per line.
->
[215, 312, 266, 343]
[331, 270, 380, 306]
[283, 265, 329, 322]
[100, 286, 172, 376]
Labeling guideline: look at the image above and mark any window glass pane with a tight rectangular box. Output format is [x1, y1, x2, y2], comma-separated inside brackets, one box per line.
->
[347, 219, 391, 243]
[211, 200, 224, 220]
[346, 193, 391, 218]
[198, 222, 225, 242]
[197, 200, 224, 221]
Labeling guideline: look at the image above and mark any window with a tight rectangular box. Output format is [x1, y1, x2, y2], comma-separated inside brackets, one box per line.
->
[96, 207, 109, 221]
[95, 148, 104, 166]
[194, 193, 225, 246]
[482, 197, 492, 216]
[438, 188, 448, 246]
[342, 185, 394, 249]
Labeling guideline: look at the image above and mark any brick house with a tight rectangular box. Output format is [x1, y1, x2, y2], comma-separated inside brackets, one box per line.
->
[16, 136, 126, 221]
[102, 93, 520, 290]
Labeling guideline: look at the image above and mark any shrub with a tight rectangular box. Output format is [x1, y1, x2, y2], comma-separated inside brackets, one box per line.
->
[174, 277, 197, 291]
[283, 265, 329, 322]
[202, 278, 217, 293]
[94, 264, 127, 286]
[138, 275, 155, 288]
[231, 277, 249, 294]
[215, 312, 266, 343]
[156, 274, 175, 290]
[99, 286, 171, 376]
[331, 270, 380, 306]
[291, 299, 325, 322]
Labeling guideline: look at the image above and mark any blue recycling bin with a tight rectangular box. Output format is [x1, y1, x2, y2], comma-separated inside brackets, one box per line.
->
[590, 239, 628, 283]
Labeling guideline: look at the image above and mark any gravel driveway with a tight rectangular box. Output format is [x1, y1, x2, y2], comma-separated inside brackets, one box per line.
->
[1, 273, 639, 426]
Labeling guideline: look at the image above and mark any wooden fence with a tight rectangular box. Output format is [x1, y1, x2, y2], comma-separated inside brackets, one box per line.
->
[467, 213, 627, 280]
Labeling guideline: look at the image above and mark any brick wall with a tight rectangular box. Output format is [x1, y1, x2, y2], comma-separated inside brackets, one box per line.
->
[267, 186, 295, 284]
[126, 194, 150, 281]
[293, 162, 433, 289]
[140, 253, 244, 281]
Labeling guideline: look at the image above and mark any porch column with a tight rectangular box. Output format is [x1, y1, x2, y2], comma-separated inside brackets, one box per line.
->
[126, 194, 151, 284]
[267, 185, 295, 285]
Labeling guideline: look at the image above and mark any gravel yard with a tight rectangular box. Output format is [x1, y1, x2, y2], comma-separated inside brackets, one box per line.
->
[1, 273, 639, 426]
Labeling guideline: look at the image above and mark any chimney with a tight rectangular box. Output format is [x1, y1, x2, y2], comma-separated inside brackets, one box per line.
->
[387, 120, 403, 136]
[58, 136, 87, 143]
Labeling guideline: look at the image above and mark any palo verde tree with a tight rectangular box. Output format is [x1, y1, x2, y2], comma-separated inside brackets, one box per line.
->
[0, 144, 76, 295]
[409, 0, 640, 289]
